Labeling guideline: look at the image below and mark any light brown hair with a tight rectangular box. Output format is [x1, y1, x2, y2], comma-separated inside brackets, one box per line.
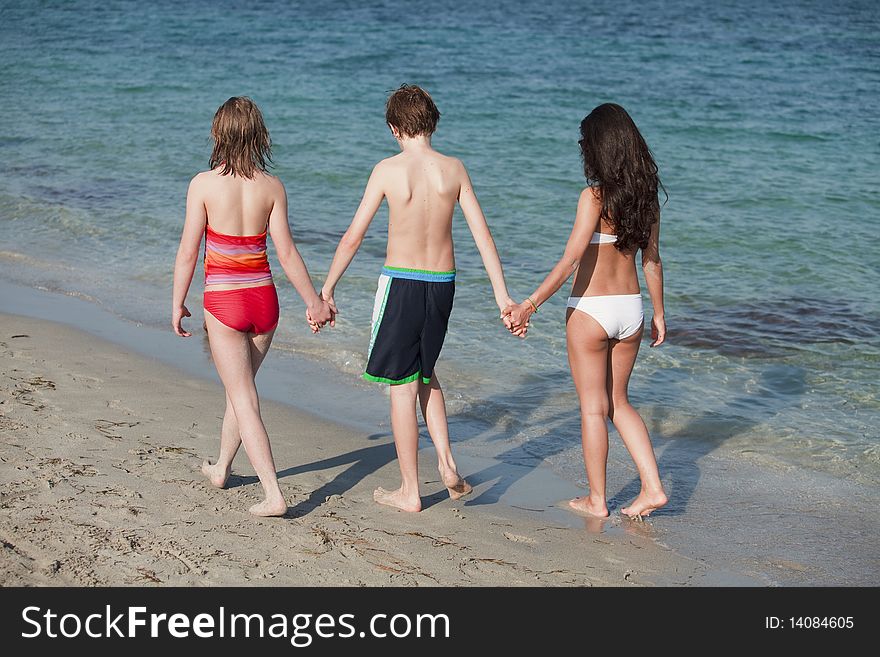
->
[209, 96, 272, 178]
[385, 84, 440, 138]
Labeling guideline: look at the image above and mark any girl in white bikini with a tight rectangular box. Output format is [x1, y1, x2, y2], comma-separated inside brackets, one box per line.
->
[504, 103, 668, 519]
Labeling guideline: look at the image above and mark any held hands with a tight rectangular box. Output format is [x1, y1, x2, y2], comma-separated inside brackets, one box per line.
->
[501, 298, 533, 338]
[172, 305, 192, 337]
[306, 291, 338, 334]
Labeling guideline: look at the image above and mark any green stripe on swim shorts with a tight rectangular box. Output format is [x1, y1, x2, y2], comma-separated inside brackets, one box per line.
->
[362, 371, 422, 385]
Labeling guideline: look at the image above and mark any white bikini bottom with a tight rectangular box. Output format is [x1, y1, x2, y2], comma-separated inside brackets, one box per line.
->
[566, 294, 644, 340]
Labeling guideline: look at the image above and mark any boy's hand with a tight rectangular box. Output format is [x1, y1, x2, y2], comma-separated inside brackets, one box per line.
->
[499, 297, 516, 332]
[321, 290, 338, 327]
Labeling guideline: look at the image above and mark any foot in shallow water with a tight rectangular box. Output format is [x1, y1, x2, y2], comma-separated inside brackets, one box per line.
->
[439, 466, 473, 501]
[201, 459, 230, 489]
[567, 496, 609, 518]
[373, 486, 422, 512]
[621, 490, 668, 519]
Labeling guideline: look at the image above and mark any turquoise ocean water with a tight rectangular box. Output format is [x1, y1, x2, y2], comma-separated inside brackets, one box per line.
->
[1, 1, 878, 581]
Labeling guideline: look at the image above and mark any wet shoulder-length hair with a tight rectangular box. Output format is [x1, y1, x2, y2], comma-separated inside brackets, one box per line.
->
[209, 96, 272, 178]
[579, 103, 666, 252]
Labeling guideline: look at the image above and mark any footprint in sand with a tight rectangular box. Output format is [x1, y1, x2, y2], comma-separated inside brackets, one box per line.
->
[503, 532, 537, 544]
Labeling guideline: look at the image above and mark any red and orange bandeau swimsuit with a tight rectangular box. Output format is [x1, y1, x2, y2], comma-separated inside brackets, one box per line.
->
[202, 224, 279, 334]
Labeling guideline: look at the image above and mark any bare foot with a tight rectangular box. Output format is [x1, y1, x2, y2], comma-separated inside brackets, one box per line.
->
[567, 496, 609, 518]
[439, 466, 472, 501]
[201, 459, 230, 488]
[249, 497, 288, 517]
[621, 490, 668, 519]
[373, 486, 422, 512]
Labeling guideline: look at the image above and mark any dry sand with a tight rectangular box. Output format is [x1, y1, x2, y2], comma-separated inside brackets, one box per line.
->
[0, 312, 710, 586]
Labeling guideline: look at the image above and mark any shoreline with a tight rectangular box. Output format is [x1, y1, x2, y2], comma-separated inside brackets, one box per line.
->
[0, 282, 734, 586]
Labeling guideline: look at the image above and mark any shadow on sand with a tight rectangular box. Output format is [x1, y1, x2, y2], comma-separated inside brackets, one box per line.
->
[458, 363, 806, 519]
[218, 362, 805, 520]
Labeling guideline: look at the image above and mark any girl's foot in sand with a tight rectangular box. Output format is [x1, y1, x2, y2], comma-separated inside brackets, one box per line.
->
[439, 466, 472, 501]
[248, 495, 288, 517]
[374, 486, 422, 512]
[568, 496, 609, 518]
[621, 490, 668, 518]
[201, 459, 230, 488]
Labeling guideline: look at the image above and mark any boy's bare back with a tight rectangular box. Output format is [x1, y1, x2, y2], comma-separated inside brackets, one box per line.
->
[375, 148, 465, 272]
[323, 83, 512, 319]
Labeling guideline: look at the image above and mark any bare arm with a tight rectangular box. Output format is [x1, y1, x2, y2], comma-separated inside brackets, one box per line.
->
[505, 188, 601, 333]
[267, 181, 332, 328]
[320, 165, 385, 301]
[641, 216, 665, 347]
[171, 176, 208, 337]
[457, 165, 514, 311]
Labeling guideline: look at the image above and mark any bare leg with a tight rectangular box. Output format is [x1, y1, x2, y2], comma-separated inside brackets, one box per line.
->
[374, 380, 422, 512]
[566, 309, 611, 518]
[201, 391, 238, 487]
[606, 329, 667, 518]
[204, 311, 286, 516]
[418, 374, 471, 500]
[202, 332, 273, 488]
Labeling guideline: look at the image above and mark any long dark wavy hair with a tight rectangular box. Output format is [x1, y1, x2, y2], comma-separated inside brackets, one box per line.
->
[579, 103, 665, 252]
[209, 96, 272, 178]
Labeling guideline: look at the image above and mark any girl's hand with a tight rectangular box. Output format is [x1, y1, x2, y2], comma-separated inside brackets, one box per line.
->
[172, 305, 192, 337]
[305, 308, 320, 333]
[307, 298, 332, 333]
[650, 314, 666, 347]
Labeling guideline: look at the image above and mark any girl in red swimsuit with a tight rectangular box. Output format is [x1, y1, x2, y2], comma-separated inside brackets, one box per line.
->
[171, 96, 333, 517]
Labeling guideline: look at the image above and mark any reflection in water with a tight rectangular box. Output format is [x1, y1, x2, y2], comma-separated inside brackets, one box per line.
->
[620, 515, 659, 541]
[579, 513, 608, 535]
[612, 365, 807, 515]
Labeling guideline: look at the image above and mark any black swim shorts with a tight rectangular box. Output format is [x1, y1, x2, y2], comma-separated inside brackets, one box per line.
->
[364, 266, 455, 385]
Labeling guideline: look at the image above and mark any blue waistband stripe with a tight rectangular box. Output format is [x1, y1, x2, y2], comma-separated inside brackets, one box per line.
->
[381, 266, 456, 283]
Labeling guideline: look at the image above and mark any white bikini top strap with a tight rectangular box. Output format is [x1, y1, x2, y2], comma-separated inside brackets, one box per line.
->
[590, 231, 617, 245]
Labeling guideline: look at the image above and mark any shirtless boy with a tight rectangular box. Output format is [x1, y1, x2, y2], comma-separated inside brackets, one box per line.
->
[320, 84, 515, 512]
